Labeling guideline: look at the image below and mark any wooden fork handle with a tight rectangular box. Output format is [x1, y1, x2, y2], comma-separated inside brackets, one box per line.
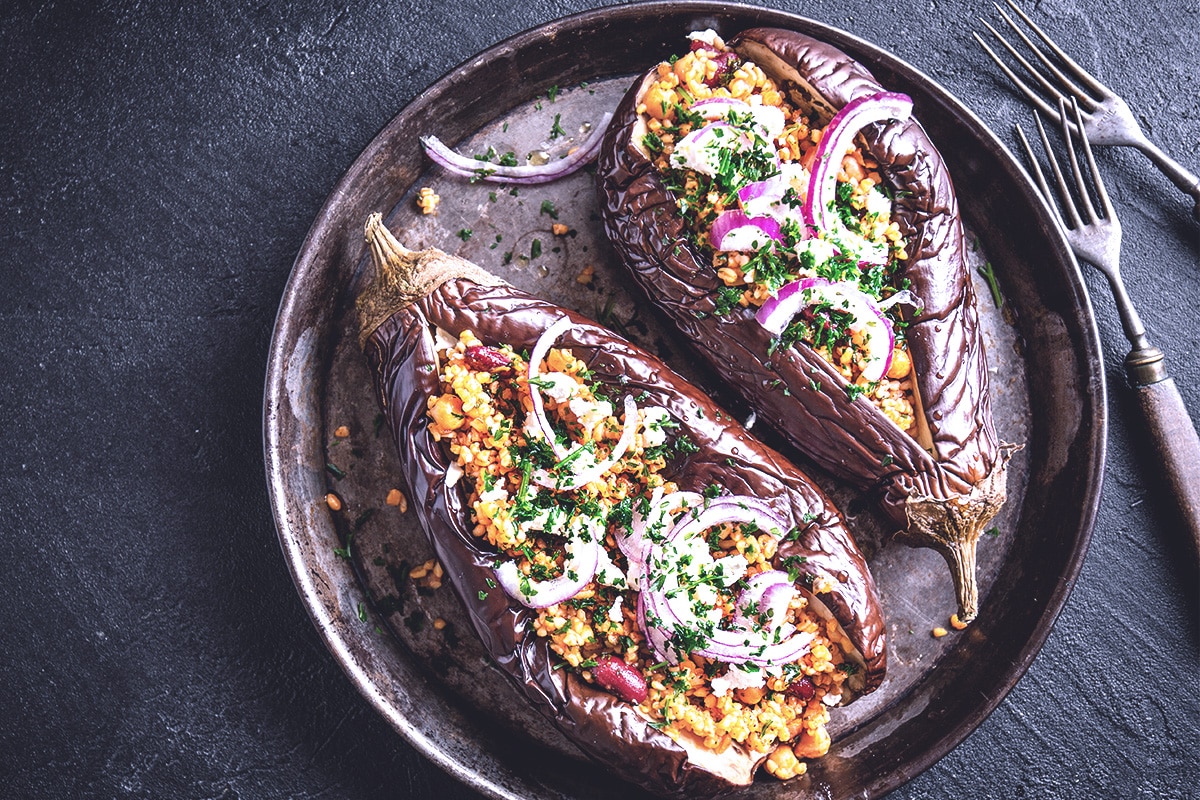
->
[1130, 370, 1200, 572]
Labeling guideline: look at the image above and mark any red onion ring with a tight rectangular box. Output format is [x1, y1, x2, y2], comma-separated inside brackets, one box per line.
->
[710, 209, 782, 252]
[420, 113, 613, 185]
[803, 92, 912, 233]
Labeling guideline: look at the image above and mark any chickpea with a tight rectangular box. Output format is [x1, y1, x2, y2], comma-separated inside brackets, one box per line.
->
[643, 84, 670, 120]
[887, 347, 912, 380]
[430, 394, 465, 430]
[792, 725, 831, 759]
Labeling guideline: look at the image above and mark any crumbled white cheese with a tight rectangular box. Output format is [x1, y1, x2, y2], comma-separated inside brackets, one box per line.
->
[607, 594, 625, 623]
[594, 543, 628, 589]
[865, 185, 892, 216]
[640, 406, 672, 447]
[538, 371, 580, 403]
[715, 553, 748, 586]
[568, 396, 613, 431]
[686, 28, 722, 47]
[445, 462, 465, 488]
[710, 664, 767, 697]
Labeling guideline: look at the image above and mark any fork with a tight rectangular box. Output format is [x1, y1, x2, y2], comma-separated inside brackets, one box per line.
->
[1017, 98, 1200, 567]
[977, 0, 1200, 221]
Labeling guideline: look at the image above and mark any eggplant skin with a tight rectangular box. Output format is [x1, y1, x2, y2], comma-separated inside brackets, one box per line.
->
[596, 28, 1010, 620]
[358, 229, 885, 797]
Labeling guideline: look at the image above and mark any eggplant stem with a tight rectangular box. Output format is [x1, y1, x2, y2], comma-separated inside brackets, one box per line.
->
[902, 446, 1015, 623]
[357, 213, 505, 347]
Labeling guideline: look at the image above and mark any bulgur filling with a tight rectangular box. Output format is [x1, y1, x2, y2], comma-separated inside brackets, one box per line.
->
[635, 30, 922, 436]
[427, 321, 863, 780]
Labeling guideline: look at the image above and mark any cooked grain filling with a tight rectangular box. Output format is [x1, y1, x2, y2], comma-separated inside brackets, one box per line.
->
[428, 328, 859, 780]
[636, 33, 919, 436]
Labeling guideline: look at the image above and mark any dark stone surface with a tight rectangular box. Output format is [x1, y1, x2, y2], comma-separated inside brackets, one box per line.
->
[1, 1, 1196, 798]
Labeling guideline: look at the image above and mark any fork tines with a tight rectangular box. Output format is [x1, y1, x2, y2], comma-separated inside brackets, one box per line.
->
[975, 0, 1108, 124]
[1018, 98, 1117, 234]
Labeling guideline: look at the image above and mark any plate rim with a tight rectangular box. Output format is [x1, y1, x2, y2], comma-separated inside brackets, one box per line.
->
[263, 2, 1107, 797]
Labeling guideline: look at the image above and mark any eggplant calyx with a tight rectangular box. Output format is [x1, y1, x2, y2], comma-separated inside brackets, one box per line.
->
[358, 214, 505, 347]
[901, 446, 1016, 623]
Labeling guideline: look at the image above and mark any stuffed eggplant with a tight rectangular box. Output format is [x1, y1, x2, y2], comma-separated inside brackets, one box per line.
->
[356, 214, 885, 796]
[596, 28, 1012, 623]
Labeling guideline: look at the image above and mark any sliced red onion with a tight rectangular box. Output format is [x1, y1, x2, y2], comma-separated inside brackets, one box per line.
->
[737, 174, 789, 215]
[803, 92, 913, 233]
[533, 395, 639, 491]
[755, 278, 896, 382]
[665, 495, 790, 545]
[731, 570, 794, 632]
[494, 528, 601, 608]
[710, 210, 782, 252]
[641, 570, 813, 666]
[527, 315, 574, 460]
[420, 112, 613, 185]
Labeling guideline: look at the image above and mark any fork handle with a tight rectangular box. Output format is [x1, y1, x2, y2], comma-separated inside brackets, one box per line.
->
[1134, 139, 1200, 222]
[1127, 350, 1200, 572]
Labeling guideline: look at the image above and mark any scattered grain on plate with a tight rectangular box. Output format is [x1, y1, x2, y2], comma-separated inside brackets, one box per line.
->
[575, 264, 594, 284]
[949, 613, 968, 630]
[932, 626, 948, 638]
[386, 488, 408, 511]
[433, 617, 447, 630]
[325, 492, 342, 511]
[552, 223, 569, 236]
[416, 186, 440, 215]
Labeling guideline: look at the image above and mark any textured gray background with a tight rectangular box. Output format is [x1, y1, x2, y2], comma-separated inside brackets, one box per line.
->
[1, 1, 1197, 798]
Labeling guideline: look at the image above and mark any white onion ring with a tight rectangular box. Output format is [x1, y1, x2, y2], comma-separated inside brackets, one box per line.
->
[527, 316, 574, 460]
[420, 113, 613, 185]
[532, 395, 639, 491]
[494, 520, 602, 608]
[755, 277, 896, 383]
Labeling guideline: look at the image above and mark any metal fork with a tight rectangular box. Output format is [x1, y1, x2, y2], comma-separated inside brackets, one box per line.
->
[977, 0, 1200, 221]
[1017, 98, 1200, 565]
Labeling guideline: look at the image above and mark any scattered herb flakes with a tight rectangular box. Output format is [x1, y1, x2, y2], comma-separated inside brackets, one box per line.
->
[333, 531, 356, 560]
[456, 228, 473, 241]
[530, 239, 542, 259]
[550, 113, 566, 140]
[977, 260, 1004, 308]
[488, 191, 498, 203]
[985, 526, 1001, 538]
[478, 590, 489, 600]
[540, 199, 559, 219]
[357, 601, 368, 622]
[881, 454, 894, 467]
[547, 84, 559, 102]
[325, 462, 347, 480]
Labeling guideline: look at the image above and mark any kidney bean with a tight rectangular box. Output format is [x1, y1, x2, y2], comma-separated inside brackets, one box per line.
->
[592, 656, 648, 704]
[464, 345, 512, 372]
[786, 676, 815, 701]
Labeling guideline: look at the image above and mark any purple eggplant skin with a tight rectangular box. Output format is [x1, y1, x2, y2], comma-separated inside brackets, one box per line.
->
[356, 214, 886, 797]
[596, 28, 1013, 623]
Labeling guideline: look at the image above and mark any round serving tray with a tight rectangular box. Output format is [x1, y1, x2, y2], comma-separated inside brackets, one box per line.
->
[263, 3, 1105, 798]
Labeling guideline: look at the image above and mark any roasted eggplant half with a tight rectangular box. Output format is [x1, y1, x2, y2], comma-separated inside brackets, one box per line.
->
[596, 28, 1013, 622]
[356, 214, 885, 796]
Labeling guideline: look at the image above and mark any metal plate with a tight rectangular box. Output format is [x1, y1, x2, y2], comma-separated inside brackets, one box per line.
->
[263, 3, 1105, 798]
